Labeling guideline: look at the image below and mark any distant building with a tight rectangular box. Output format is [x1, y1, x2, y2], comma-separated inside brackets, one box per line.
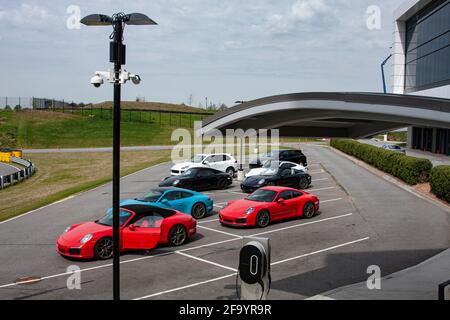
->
[392, 0, 450, 155]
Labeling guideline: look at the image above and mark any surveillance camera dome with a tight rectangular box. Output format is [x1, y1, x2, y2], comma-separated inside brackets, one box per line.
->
[90, 75, 104, 88]
[131, 74, 141, 85]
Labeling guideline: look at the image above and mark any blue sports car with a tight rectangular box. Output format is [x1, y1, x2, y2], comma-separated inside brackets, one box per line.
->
[120, 187, 214, 219]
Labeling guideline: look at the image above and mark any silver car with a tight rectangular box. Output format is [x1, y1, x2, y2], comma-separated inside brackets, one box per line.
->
[381, 144, 406, 154]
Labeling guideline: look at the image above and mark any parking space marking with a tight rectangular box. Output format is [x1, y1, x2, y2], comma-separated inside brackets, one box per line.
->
[309, 170, 325, 174]
[308, 186, 337, 192]
[198, 225, 242, 238]
[271, 237, 371, 265]
[251, 213, 353, 237]
[133, 273, 236, 300]
[134, 235, 370, 300]
[197, 218, 219, 224]
[176, 252, 237, 272]
[313, 178, 329, 182]
[321, 198, 343, 203]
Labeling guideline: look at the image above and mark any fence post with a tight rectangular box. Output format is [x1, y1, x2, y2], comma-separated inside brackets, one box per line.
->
[0, 176, 3, 190]
[160, 111, 162, 125]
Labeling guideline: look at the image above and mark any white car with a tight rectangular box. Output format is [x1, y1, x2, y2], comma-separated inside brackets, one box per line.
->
[171, 153, 238, 176]
[245, 160, 308, 178]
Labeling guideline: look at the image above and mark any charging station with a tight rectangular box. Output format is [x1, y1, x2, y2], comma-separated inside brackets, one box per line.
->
[238, 237, 271, 300]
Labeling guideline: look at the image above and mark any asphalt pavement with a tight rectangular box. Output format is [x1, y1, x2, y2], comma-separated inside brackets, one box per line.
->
[0, 144, 448, 300]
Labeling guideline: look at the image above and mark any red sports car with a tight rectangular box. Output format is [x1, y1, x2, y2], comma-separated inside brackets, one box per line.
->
[56, 204, 196, 260]
[219, 186, 320, 228]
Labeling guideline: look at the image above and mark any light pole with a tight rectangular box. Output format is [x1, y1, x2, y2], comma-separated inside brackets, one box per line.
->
[80, 12, 157, 301]
[381, 53, 392, 94]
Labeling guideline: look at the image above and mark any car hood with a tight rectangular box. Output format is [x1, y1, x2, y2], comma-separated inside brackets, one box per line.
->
[61, 222, 110, 243]
[243, 175, 274, 185]
[245, 168, 266, 177]
[160, 176, 185, 186]
[221, 200, 269, 217]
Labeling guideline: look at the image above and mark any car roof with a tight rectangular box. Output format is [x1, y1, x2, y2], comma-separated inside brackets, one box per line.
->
[121, 204, 176, 218]
[156, 187, 194, 193]
[260, 186, 298, 192]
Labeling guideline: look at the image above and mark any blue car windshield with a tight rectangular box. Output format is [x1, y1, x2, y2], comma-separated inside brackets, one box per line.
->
[97, 209, 131, 227]
[138, 189, 164, 202]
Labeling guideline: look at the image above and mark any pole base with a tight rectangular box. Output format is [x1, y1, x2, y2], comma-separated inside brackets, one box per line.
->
[237, 170, 245, 181]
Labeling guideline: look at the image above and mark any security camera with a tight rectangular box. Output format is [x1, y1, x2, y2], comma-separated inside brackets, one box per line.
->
[90, 75, 104, 88]
[131, 74, 141, 85]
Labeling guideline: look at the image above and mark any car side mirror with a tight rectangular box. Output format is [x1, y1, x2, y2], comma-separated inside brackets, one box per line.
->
[277, 198, 285, 204]
[161, 199, 169, 204]
[129, 224, 136, 231]
[203, 160, 209, 165]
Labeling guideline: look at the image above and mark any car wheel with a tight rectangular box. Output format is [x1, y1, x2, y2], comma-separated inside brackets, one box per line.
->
[94, 237, 113, 260]
[168, 225, 187, 247]
[299, 178, 309, 189]
[255, 210, 270, 228]
[226, 167, 235, 177]
[302, 202, 316, 219]
[217, 179, 228, 190]
[191, 203, 207, 219]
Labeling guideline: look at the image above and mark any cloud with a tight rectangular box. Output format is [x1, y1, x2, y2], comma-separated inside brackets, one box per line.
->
[291, 0, 330, 21]
[0, 3, 50, 26]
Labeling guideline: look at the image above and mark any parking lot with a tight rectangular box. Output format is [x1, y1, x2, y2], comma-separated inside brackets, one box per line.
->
[0, 144, 448, 300]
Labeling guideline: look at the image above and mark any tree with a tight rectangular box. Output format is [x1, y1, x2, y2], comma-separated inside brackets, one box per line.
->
[14, 105, 22, 111]
[4, 105, 11, 111]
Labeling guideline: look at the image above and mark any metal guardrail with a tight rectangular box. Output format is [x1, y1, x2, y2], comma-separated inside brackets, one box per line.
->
[0, 157, 35, 190]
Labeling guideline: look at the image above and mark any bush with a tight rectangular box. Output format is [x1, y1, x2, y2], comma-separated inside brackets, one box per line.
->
[429, 166, 450, 203]
[330, 139, 432, 185]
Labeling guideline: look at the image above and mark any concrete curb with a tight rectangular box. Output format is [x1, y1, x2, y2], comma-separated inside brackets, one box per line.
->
[327, 145, 450, 213]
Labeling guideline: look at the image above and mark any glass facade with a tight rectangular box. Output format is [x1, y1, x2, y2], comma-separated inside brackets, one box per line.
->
[405, 0, 450, 92]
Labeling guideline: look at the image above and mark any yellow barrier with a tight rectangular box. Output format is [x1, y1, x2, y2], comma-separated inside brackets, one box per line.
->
[12, 150, 22, 158]
[0, 151, 11, 163]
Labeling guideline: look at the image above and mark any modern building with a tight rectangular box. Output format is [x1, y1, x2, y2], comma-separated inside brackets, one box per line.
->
[392, 0, 450, 155]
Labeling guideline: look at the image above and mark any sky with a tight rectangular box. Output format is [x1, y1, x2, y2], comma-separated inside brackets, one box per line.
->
[0, 0, 403, 108]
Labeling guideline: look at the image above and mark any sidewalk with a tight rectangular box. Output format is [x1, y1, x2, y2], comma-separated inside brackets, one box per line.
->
[309, 249, 450, 300]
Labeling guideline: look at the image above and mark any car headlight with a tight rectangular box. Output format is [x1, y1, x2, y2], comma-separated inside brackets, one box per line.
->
[173, 180, 180, 186]
[64, 226, 71, 233]
[257, 179, 266, 185]
[245, 207, 254, 215]
[80, 234, 93, 245]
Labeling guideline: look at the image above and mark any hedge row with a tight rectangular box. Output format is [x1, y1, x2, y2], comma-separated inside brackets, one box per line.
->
[429, 166, 450, 203]
[330, 139, 432, 185]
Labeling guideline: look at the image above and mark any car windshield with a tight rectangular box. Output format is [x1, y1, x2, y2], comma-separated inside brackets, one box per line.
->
[181, 169, 197, 177]
[259, 168, 277, 176]
[246, 189, 277, 202]
[137, 189, 164, 202]
[262, 160, 280, 168]
[191, 155, 205, 163]
[97, 209, 132, 227]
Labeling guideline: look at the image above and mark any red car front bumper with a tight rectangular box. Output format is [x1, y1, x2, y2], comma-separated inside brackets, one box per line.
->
[56, 237, 95, 259]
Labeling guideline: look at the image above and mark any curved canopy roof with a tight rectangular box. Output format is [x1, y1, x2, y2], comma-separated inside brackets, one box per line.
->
[201, 92, 450, 138]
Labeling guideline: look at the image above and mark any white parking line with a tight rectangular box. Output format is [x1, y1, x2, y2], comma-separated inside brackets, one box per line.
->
[309, 170, 325, 174]
[313, 178, 329, 182]
[251, 213, 353, 237]
[321, 198, 343, 203]
[133, 273, 236, 300]
[308, 186, 337, 192]
[198, 225, 242, 238]
[133, 236, 370, 300]
[197, 218, 219, 224]
[271, 237, 370, 265]
[176, 252, 237, 272]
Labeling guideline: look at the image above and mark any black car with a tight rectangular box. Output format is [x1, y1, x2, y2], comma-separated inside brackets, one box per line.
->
[160, 167, 232, 191]
[240, 167, 311, 193]
[249, 149, 307, 169]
